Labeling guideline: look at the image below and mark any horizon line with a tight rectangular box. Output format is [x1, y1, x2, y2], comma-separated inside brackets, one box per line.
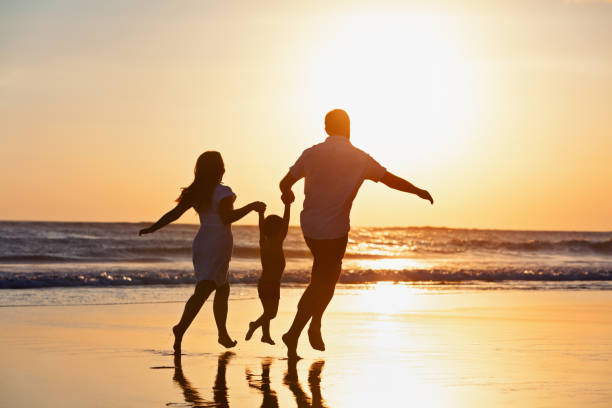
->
[0, 219, 610, 234]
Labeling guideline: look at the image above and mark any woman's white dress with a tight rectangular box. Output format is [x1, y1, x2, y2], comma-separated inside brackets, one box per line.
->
[192, 184, 236, 286]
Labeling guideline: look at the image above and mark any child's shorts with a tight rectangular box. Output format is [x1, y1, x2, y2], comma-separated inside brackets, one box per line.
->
[258, 280, 281, 300]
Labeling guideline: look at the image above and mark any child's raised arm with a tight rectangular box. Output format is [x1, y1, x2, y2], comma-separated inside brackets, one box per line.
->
[258, 206, 265, 243]
[281, 202, 291, 239]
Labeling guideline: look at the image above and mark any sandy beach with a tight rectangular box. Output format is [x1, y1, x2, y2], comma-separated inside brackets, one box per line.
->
[1, 284, 611, 407]
[3, 0, 612, 406]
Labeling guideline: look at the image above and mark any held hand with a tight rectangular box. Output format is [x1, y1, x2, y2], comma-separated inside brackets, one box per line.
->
[138, 227, 153, 236]
[281, 191, 295, 205]
[418, 189, 434, 205]
[251, 201, 267, 213]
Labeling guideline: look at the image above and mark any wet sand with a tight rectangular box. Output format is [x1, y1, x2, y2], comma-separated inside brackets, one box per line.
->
[1, 285, 611, 407]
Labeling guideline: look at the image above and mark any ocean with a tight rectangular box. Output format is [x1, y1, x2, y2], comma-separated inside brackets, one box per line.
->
[1, 221, 611, 306]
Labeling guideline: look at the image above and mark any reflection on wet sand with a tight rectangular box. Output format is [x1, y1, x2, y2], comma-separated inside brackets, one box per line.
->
[246, 358, 279, 408]
[172, 352, 233, 408]
[171, 355, 329, 408]
[283, 359, 329, 408]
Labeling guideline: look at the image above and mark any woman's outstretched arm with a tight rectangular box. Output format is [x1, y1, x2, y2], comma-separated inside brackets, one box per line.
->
[139, 200, 192, 235]
[218, 197, 266, 225]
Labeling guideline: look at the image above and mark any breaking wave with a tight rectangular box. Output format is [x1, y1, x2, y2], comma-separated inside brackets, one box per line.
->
[1, 267, 610, 289]
[1, 222, 610, 290]
[442, 238, 612, 255]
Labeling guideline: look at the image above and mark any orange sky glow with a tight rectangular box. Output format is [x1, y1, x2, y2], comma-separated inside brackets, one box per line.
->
[1, 0, 611, 230]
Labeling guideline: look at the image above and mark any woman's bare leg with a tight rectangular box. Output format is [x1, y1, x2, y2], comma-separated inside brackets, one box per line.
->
[213, 283, 237, 348]
[173, 280, 216, 354]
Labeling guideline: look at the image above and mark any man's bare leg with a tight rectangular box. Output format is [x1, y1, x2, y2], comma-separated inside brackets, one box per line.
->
[283, 285, 316, 359]
[307, 283, 337, 351]
[304, 234, 347, 352]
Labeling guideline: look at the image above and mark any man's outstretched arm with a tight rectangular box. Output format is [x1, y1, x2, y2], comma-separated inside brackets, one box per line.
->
[381, 171, 434, 204]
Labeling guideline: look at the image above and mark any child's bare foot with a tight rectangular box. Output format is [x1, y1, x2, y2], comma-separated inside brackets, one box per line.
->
[218, 335, 237, 349]
[245, 322, 257, 341]
[261, 335, 275, 345]
[307, 326, 325, 351]
[172, 325, 183, 354]
[282, 332, 300, 359]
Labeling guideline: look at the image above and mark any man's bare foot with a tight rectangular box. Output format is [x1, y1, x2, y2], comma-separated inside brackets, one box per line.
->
[307, 326, 325, 351]
[245, 322, 257, 341]
[261, 335, 275, 345]
[172, 325, 183, 354]
[282, 333, 300, 359]
[218, 335, 237, 348]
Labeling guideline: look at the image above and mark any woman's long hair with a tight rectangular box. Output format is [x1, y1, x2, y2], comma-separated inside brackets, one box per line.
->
[176, 151, 225, 211]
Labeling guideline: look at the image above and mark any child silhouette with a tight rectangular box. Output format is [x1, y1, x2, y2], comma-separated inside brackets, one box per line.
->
[245, 195, 292, 344]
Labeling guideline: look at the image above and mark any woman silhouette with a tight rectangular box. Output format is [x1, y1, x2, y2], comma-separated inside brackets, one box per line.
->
[139, 151, 265, 352]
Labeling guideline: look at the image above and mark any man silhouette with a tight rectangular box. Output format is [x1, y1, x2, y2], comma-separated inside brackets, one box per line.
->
[280, 109, 433, 358]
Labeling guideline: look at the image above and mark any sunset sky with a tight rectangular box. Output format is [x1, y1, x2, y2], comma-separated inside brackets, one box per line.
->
[1, 0, 611, 230]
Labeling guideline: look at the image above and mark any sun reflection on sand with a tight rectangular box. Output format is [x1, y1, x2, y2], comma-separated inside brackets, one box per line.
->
[355, 282, 427, 315]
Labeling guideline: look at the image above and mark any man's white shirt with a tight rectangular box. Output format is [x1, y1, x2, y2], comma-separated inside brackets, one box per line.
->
[290, 135, 386, 240]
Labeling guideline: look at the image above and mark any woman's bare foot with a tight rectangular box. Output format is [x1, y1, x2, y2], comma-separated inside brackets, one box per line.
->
[282, 333, 300, 359]
[261, 335, 275, 345]
[245, 322, 257, 341]
[172, 325, 183, 354]
[307, 326, 325, 351]
[218, 335, 237, 348]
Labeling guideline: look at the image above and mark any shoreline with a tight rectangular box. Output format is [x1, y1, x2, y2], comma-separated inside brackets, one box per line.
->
[2, 282, 612, 308]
